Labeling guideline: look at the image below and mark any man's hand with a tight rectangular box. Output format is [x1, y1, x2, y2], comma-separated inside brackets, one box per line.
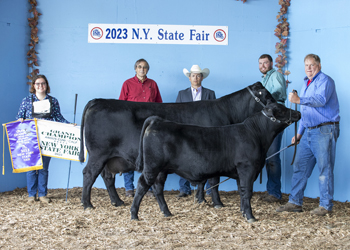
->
[17, 118, 24, 122]
[291, 134, 302, 145]
[288, 91, 300, 104]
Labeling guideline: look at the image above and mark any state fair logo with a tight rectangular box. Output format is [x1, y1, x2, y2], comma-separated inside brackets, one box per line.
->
[213, 29, 226, 42]
[90, 27, 103, 40]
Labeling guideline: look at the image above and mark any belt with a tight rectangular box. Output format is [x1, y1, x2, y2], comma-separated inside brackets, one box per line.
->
[309, 121, 339, 130]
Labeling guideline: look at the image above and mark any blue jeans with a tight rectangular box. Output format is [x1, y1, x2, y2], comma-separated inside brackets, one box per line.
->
[123, 171, 134, 191]
[27, 156, 51, 197]
[124, 171, 152, 191]
[265, 132, 283, 199]
[179, 177, 211, 195]
[289, 124, 339, 211]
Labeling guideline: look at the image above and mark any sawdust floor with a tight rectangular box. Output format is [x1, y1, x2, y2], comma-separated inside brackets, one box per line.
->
[0, 187, 349, 249]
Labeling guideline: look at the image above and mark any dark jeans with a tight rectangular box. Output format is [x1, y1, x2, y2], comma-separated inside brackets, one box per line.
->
[27, 156, 51, 197]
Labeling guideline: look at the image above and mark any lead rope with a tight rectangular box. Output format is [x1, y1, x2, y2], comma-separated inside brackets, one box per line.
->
[290, 90, 298, 165]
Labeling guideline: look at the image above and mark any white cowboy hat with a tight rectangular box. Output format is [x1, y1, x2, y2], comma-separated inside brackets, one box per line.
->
[183, 65, 210, 79]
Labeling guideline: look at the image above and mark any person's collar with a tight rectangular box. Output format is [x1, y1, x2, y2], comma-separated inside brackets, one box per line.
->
[33, 93, 48, 101]
[191, 86, 202, 92]
[262, 68, 276, 78]
[134, 75, 148, 83]
[304, 70, 322, 82]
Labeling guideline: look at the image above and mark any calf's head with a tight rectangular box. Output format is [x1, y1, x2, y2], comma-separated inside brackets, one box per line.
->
[248, 82, 277, 107]
[262, 102, 301, 125]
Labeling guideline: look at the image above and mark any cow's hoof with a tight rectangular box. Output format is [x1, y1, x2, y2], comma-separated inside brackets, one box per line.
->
[164, 213, 173, 218]
[130, 213, 139, 220]
[111, 201, 125, 207]
[214, 204, 224, 209]
[247, 218, 257, 223]
[84, 206, 94, 210]
[197, 199, 207, 204]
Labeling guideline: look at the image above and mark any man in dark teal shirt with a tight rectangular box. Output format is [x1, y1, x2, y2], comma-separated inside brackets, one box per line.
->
[258, 54, 287, 202]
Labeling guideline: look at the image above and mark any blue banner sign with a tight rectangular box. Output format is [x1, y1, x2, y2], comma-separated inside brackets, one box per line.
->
[88, 24, 228, 45]
[4, 120, 42, 173]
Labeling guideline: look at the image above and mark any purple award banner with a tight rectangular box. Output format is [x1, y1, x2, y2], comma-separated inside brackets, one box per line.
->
[5, 120, 43, 173]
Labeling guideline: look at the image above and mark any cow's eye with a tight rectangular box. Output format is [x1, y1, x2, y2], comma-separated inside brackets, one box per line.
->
[259, 91, 262, 95]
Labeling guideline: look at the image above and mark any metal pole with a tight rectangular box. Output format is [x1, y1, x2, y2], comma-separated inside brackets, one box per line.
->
[265, 143, 295, 160]
[66, 94, 78, 202]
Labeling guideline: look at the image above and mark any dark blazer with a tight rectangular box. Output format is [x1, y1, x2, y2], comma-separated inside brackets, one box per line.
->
[176, 87, 216, 103]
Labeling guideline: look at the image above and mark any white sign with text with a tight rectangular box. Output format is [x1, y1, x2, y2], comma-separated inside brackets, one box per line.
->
[88, 24, 228, 45]
[37, 120, 86, 162]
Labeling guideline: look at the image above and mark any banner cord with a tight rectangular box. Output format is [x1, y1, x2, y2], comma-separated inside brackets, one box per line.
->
[3, 125, 5, 175]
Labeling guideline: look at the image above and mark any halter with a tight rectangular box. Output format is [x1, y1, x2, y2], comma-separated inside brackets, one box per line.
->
[261, 109, 293, 125]
[246, 86, 266, 108]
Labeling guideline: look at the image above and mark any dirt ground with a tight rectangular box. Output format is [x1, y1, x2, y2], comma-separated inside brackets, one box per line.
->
[0, 187, 349, 249]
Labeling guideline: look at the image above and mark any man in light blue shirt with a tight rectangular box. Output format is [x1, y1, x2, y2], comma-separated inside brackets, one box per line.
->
[258, 54, 287, 203]
[277, 54, 340, 216]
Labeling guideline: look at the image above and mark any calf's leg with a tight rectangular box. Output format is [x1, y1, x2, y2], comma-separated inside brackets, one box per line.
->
[130, 174, 151, 220]
[82, 156, 106, 209]
[195, 182, 206, 204]
[208, 177, 224, 208]
[236, 179, 244, 213]
[101, 167, 124, 207]
[152, 172, 172, 217]
[237, 177, 256, 223]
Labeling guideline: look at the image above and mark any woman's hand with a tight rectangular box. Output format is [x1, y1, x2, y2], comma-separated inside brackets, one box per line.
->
[18, 118, 24, 123]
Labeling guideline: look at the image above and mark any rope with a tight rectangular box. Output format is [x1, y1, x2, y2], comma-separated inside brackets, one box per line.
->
[291, 90, 298, 165]
[2, 125, 5, 175]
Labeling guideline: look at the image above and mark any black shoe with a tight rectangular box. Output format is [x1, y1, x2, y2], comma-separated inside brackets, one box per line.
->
[177, 192, 188, 198]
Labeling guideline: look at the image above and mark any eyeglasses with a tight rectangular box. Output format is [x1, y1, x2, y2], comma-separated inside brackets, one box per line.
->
[34, 82, 46, 86]
[137, 65, 148, 70]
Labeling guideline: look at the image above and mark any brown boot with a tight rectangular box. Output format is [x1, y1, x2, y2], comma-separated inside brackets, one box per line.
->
[177, 192, 188, 198]
[125, 190, 134, 197]
[27, 196, 36, 203]
[310, 207, 331, 216]
[39, 196, 51, 203]
[263, 194, 281, 203]
[276, 202, 302, 212]
[145, 191, 155, 197]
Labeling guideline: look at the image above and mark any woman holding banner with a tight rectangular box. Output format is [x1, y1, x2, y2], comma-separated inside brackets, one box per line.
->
[16, 75, 72, 203]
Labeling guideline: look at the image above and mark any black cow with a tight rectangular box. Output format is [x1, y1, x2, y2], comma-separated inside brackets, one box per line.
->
[80, 82, 276, 209]
[131, 102, 301, 222]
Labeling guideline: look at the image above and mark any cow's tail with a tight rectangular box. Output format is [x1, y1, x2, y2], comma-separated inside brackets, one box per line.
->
[79, 100, 93, 163]
[135, 116, 160, 172]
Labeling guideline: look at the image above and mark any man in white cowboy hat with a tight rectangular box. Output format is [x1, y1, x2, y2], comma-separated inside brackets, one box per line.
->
[176, 65, 216, 197]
